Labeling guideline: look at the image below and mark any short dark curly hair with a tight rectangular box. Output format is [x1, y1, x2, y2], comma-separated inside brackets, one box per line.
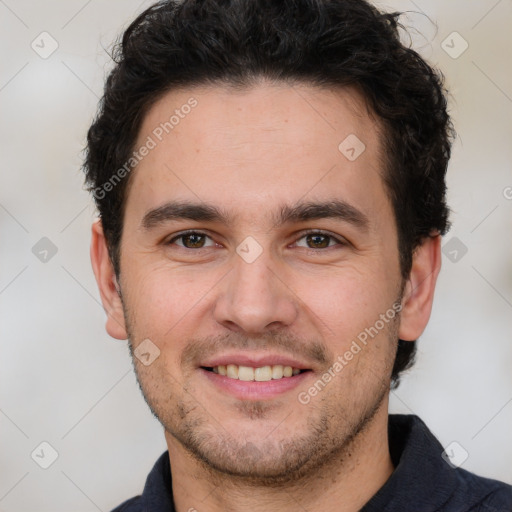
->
[83, 0, 454, 388]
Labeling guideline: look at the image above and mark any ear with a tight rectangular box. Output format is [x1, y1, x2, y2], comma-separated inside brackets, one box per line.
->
[90, 218, 128, 340]
[398, 234, 442, 342]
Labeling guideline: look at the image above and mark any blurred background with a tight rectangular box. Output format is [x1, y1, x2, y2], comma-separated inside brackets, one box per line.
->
[0, 1, 511, 510]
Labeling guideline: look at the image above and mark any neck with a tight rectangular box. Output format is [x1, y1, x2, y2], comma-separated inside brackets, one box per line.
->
[166, 401, 393, 512]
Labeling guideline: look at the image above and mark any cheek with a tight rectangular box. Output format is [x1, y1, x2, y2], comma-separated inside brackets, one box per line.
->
[123, 262, 220, 342]
[292, 263, 398, 345]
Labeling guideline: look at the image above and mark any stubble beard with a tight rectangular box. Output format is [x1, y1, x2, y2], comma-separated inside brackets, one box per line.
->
[122, 297, 398, 486]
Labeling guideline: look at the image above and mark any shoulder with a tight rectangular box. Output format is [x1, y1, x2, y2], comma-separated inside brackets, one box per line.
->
[450, 467, 512, 512]
[384, 415, 512, 512]
[109, 495, 143, 512]
[107, 450, 174, 512]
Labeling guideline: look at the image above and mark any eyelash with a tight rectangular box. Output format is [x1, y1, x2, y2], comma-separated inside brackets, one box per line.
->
[166, 229, 347, 252]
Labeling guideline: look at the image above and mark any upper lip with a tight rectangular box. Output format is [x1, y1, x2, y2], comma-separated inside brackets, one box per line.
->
[200, 353, 312, 370]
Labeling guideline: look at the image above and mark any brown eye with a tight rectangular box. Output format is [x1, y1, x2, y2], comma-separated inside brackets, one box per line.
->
[295, 231, 343, 250]
[305, 233, 331, 249]
[294, 230, 350, 254]
[181, 233, 206, 248]
[168, 231, 215, 249]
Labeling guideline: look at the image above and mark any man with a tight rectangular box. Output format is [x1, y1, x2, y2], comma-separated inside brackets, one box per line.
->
[84, 0, 512, 510]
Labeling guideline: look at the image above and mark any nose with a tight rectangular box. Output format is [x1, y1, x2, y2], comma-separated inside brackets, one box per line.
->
[213, 248, 298, 335]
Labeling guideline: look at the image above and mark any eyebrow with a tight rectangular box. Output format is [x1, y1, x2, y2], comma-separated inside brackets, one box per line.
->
[140, 199, 369, 232]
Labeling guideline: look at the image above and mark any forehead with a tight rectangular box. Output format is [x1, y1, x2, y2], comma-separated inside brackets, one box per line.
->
[126, 82, 389, 227]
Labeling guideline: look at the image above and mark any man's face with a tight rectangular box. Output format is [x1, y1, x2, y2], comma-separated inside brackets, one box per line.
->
[113, 83, 405, 480]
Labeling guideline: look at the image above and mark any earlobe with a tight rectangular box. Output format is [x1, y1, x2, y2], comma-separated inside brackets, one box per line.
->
[90, 219, 128, 340]
[398, 235, 442, 342]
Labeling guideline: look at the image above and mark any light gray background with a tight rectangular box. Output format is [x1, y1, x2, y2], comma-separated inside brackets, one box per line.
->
[1, 1, 511, 511]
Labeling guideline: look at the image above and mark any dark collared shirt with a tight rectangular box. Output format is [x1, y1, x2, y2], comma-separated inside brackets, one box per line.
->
[111, 414, 512, 511]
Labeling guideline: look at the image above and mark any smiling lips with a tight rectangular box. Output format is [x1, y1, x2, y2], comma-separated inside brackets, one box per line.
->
[200, 357, 312, 400]
[205, 364, 303, 381]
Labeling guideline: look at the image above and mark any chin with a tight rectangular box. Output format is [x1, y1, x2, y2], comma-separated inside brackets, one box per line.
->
[184, 433, 322, 484]
[167, 410, 346, 486]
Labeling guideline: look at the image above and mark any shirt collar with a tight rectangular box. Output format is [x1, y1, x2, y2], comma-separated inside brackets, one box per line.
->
[361, 414, 457, 511]
[140, 448, 176, 511]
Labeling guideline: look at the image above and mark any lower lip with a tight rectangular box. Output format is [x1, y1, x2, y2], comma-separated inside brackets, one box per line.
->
[200, 368, 311, 400]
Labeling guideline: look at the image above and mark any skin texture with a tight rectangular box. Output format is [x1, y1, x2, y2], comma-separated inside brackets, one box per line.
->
[91, 81, 441, 512]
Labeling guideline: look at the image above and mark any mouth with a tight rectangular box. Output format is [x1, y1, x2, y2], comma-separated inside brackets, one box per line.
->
[199, 356, 313, 400]
[201, 364, 309, 381]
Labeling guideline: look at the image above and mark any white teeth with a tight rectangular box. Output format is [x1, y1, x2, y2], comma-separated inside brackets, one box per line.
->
[272, 365, 284, 379]
[226, 364, 238, 379]
[254, 366, 272, 382]
[209, 363, 303, 381]
[238, 366, 255, 381]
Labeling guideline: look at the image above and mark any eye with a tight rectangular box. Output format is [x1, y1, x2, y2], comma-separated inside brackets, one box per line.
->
[294, 231, 345, 250]
[166, 230, 346, 251]
[167, 231, 216, 249]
